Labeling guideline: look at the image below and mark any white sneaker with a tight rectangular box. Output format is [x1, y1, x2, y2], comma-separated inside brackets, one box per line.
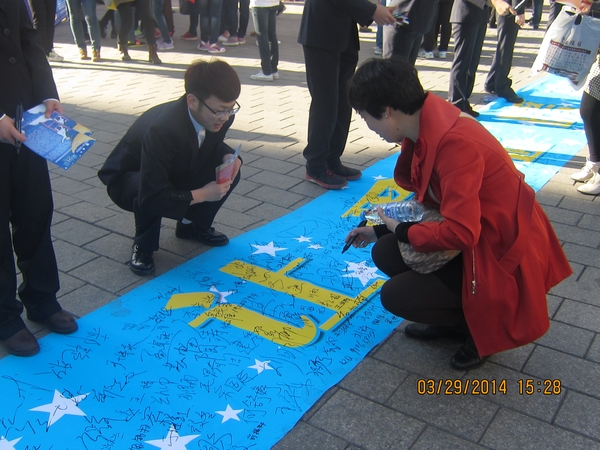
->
[47, 50, 64, 62]
[250, 71, 274, 81]
[272, 71, 279, 80]
[218, 32, 229, 42]
[157, 41, 174, 50]
[423, 51, 434, 59]
[578, 172, 600, 195]
[438, 50, 447, 59]
[374, 46, 383, 55]
[571, 158, 598, 182]
[417, 49, 427, 58]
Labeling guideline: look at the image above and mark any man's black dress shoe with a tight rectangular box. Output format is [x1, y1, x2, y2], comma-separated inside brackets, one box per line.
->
[405, 323, 466, 340]
[176, 222, 229, 246]
[34, 310, 78, 334]
[450, 337, 490, 370]
[1, 329, 40, 357]
[130, 244, 155, 276]
[493, 88, 524, 104]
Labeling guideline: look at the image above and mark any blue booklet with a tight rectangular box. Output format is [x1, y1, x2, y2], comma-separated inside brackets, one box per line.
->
[21, 104, 95, 170]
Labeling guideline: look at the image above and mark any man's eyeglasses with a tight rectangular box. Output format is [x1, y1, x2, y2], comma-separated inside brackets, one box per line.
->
[198, 98, 241, 119]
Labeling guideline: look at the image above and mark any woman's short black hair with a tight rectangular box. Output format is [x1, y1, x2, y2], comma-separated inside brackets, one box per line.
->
[185, 58, 241, 102]
[348, 56, 427, 119]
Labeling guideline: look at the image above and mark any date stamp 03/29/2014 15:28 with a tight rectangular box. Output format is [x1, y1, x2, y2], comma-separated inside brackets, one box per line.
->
[417, 379, 562, 396]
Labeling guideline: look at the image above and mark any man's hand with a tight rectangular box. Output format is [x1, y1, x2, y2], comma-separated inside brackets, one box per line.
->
[43, 99, 63, 117]
[191, 180, 232, 204]
[373, 4, 396, 26]
[225, 154, 242, 182]
[491, 0, 516, 16]
[0, 115, 26, 146]
[515, 13, 525, 26]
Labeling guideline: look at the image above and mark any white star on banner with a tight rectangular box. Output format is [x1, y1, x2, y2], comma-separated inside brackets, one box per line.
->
[145, 424, 200, 449]
[307, 244, 323, 250]
[0, 436, 22, 450]
[293, 236, 312, 243]
[251, 242, 287, 257]
[216, 405, 244, 423]
[30, 390, 88, 428]
[342, 261, 384, 286]
[209, 286, 235, 304]
[248, 359, 274, 374]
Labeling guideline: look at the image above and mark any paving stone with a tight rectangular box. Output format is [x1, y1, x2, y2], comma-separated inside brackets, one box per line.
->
[386, 374, 499, 441]
[308, 389, 424, 450]
[481, 408, 600, 449]
[524, 346, 600, 398]
[246, 185, 306, 208]
[587, 335, 600, 363]
[338, 357, 408, 403]
[563, 243, 600, 269]
[488, 342, 534, 371]
[550, 268, 600, 306]
[272, 422, 347, 450]
[535, 320, 594, 358]
[68, 256, 140, 294]
[411, 426, 485, 449]
[541, 205, 584, 226]
[84, 233, 137, 263]
[547, 294, 563, 318]
[58, 201, 118, 223]
[52, 217, 110, 246]
[57, 271, 87, 298]
[554, 299, 600, 333]
[536, 191, 564, 207]
[552, 223, 600, 248]
[53, 239, 99, 271]
[555, 391, 600, 441]
[55, 283, 117, 318]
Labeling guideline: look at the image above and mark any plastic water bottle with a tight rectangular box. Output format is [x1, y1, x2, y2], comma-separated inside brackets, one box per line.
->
[362, 200, 425, 225]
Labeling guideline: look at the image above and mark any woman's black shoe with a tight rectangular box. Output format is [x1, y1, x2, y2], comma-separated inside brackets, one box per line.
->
[450, 337, 489, 370]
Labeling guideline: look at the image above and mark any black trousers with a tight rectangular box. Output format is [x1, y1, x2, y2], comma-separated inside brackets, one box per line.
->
[581, 92, 600, 162]
[484, 12, 519, 95]
[392, 25, 424, 66]
[107, 169, 241, 252]
[422, 0, 453, 52]
[117, 0, 156, 46]
[302, 44, 358, 175]
[448, 11, 489, 109]
[0, 145, 61, 340]
[372, 234, 465, 327]
[28, 0, 57, 55]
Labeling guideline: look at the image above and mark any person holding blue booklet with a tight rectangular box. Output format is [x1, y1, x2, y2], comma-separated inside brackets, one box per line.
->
[98, 59, 242, 277]
[345, 57, 572, 370]
[0, 0, 78, 357]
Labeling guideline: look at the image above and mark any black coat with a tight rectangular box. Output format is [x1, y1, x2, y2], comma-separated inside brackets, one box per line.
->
[98, 96, 235, 220]
[297, 0, 376, 52]
[0, 0, 58, 118]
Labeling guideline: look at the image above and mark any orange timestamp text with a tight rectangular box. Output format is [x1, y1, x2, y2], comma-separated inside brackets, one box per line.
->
[417, 379, 562, 396]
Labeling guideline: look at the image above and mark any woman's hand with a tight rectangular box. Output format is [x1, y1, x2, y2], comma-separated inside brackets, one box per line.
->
[345, 225, 377, 249]
[377, 206, 400, 233]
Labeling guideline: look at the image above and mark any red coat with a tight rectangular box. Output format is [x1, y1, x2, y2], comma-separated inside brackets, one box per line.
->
[394, 93, 572, 356]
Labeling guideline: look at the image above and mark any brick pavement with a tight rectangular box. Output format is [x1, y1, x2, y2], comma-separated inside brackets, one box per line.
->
[5, 3, 600, 448]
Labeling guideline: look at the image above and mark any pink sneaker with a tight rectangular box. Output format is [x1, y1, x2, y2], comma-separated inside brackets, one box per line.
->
[218, 31, 230, 42]
[207, 43, 225, 53]
[181, 31, 198, 41]
[223, 36, 239, 46]
[198, 40, 211, 51]
[238, 37, 246, 44]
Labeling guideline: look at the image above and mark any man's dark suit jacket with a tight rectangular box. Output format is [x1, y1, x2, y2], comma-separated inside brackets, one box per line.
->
[450, 0, 490, 24]
[297, 0, 376, 52]
[98, 96, 235, 221]
[0, 0, 58, 118]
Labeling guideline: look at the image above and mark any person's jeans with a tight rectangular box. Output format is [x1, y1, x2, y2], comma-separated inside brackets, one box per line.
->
[253, 6, 278, 75]
[66, 0, 101, 51]
[531, 0, 543, 27]
[199, 0, 223, 44]
[376, 0, 386, 49]
[152, 0, 172, 42]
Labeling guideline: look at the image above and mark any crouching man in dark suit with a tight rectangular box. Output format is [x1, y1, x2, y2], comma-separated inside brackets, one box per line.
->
[98, 59, 242, 276]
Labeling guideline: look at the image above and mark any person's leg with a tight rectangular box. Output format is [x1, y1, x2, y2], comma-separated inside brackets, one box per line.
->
[254, 7, 272, 75]
[581, 92, 600, 163]
[81, 0, 102, 53]
[267, 6, 278, 73]
[223, 0, 238, 38]
[422, 5, 440, 52]
[302, 45, 342, 176]
[135, 0, 156, 45]
[66, 0, 87, 52]
[152, 0, 172, 43]
[437, 0, 452, 52]
[199, 0, 210, 42]
[10, 150, 61, 324]
[209, 0, 224, 44]
[163, 0, 174, 34]
[28, 0, 50, 54]
[44, 0, 58, 54]
[326, 44, 359, 170]
[485, 12, 519, 97]
[547, 0, 563, 28]
[238, 0, 250, 39]
[188, 1, 199, 36]
[531, 0, 542, 27]
[117, 3, 133, 48]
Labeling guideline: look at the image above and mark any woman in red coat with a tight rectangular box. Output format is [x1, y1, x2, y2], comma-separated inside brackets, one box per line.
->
[345, 57, 572, 370]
